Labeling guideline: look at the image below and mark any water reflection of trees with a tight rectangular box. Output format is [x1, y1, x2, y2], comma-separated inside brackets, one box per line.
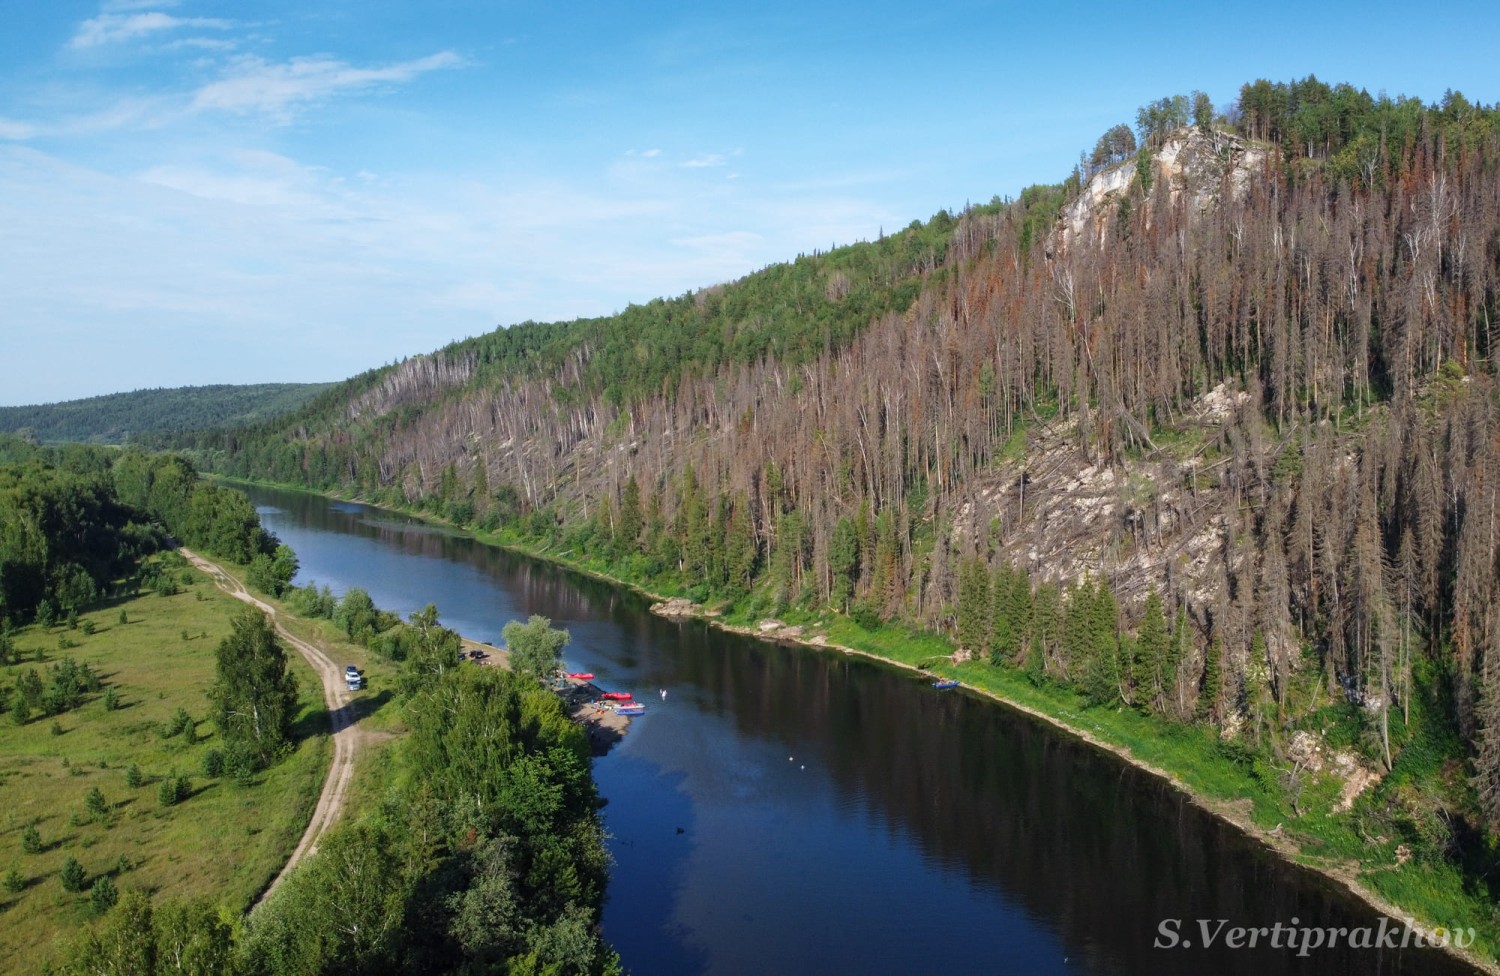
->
[638, 630, 1477, 976]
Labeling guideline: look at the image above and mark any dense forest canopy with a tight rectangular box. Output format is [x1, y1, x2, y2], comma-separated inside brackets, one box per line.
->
[0, 383, 334, 445]
[152, 78, 1500, 917]
[0, 437, 282, 626]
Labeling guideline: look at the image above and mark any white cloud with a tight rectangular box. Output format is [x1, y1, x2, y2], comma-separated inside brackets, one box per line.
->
[70, 12, 232, 49]
[189, 52, 463, 121]
[166, 37, 238, 52]
[682, 149, 743, 169]
[0, 98, 170, 142]
[0, 117, 38, 140]
[137, 150, 342, 210]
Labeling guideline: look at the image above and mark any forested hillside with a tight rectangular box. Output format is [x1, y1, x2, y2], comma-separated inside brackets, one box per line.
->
[0, 383, 334, 445]
[181, 78, 1500, 898]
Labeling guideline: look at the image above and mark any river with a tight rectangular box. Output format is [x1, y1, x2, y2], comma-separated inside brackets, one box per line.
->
[244, 484, 1481, 976]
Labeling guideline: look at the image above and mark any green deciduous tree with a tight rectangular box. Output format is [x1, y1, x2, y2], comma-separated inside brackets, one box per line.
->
[401, 603, 464, 694]
[503, 615, 570, 682]
[207, 610, 299, 770]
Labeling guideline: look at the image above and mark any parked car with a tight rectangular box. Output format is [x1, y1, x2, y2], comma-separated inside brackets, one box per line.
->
[344, 665, 360, 682]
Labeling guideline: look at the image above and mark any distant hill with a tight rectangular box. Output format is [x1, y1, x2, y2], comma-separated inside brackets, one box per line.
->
[0, 383, 336, 444]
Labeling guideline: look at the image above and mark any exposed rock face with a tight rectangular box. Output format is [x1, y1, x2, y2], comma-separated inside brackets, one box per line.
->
[1062, 161, 1135, 243]
[1061, 127, 1268, 246]
[952, 383, 1252, 626]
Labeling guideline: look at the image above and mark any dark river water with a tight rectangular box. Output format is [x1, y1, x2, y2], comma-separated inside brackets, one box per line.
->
[244, 484, 1482, 976]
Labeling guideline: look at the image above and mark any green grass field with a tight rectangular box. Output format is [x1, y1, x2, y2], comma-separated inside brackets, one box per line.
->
[0, 563, 329, 974]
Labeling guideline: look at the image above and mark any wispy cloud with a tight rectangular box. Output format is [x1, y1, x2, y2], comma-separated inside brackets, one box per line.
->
[166, 37, 238, 52]
[189, 52, 463, 121]
[70, 12, 233, 49]
[0, 98, 170, 142]
[682, 149, 743, 169]
[0, 117, 38, 140]
[138, 149, 345, 210]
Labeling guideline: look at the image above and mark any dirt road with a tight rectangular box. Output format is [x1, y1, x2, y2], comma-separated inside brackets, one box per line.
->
[178, 548, 366, 906]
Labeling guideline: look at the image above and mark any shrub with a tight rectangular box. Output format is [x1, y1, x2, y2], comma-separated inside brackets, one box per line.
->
[103, 686, 120, 711]
[80, 620, 95, 635]
[20, 825, 41, 855]
[157, 773, 188, 807]
[850, 600, 884, 631]
[2, 867, 22, 894]
[84, 786, 108, 820]
[160, 707, 194, 740]
[201, 748, 225, 778]
[123, 764, 142, 788]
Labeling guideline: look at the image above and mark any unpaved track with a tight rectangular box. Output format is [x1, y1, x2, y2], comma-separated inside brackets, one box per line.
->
[179, 548, 365, 906]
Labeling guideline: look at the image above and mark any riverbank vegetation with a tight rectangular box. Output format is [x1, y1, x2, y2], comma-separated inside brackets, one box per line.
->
[58, 600, 619, 975]
[168, 79, 1500, 966]
[2, 440, 619, 973]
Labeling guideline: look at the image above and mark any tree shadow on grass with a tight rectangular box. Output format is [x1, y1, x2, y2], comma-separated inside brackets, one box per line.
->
[289, 705, 331, 743]
[181, 779, 217, 803]
[290, 688, 395, 744]
[348, 688, 394, 723]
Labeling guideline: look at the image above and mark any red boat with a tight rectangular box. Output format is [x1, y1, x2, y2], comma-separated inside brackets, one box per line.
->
[600, 691, 633, 701]
[566, 672, 595, 680]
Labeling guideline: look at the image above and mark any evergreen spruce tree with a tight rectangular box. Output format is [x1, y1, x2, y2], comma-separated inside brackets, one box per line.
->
[617, 476, 643, 556]
[828, 516, 858, 612]
[988, 564, 1015, 662]
[1199, 636, 1225, 724]
[956, 557, 990, 653]
[1134, 590, 1169, 713]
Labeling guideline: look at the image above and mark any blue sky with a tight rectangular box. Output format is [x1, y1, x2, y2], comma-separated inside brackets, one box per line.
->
[2, 0, 1497, 406]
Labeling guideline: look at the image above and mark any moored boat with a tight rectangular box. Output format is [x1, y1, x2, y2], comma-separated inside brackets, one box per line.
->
[566, 672, 595, 680]
[614, 703, 647, 716]
[932, 679, 960, 690]
[600, 691, 633, 701]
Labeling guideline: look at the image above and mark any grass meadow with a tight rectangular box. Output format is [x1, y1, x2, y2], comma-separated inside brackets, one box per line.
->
[0, 561, 328, 973]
